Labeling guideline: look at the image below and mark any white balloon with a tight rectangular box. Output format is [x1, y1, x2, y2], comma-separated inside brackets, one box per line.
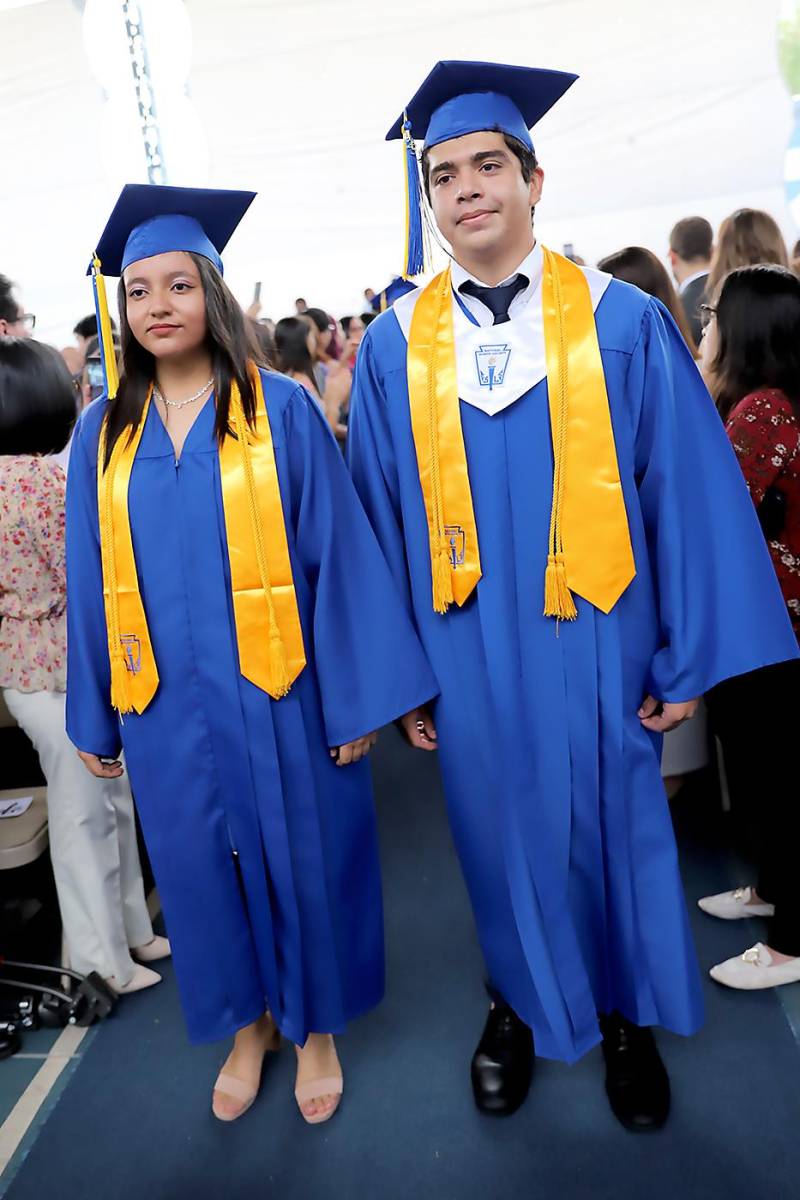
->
[83, 0, 137, 95]
[83, 0, 205, 187]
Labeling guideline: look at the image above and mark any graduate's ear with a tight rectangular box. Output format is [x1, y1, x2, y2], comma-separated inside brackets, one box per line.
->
[529, 165, 544, 214]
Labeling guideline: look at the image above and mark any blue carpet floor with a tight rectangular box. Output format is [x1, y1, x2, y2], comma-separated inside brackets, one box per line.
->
[3, 731, 799, 1200]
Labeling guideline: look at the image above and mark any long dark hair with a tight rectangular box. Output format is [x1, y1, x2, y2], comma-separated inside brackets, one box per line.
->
[103, 253, 266, 470]
[597, 246, 698, 356]
[274, 317, 316, 381]
[0, 338, 77, 455]
[708, 264, 800, 421]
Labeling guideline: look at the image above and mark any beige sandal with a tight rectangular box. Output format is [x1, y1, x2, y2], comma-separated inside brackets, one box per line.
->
[212, 1072, 260, 1122]
[212, 1026, 281, 1122]
[294, 1074, 344, 1125]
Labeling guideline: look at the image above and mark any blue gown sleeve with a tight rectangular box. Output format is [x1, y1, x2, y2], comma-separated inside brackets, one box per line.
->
[346, 332, 416, 618]
[283, 384, 438, 748]
[65, 403, 122, 757]
[630, 299, 799, 702]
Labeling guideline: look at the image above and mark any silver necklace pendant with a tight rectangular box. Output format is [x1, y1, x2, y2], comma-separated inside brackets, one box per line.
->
[155, 378, 214, 409]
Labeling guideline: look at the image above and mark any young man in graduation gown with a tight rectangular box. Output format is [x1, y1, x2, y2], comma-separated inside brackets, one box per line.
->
[348, 61, 800, 1130]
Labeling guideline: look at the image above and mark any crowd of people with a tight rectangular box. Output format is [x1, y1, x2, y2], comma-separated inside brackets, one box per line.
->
[1, 125, 799, 1134]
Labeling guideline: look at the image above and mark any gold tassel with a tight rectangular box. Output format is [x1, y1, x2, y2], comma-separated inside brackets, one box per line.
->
[268, 623, 291, 698]
[109, 645, 134, 715]
[432, 536, 455, 614]
[543, 553, 578, 621]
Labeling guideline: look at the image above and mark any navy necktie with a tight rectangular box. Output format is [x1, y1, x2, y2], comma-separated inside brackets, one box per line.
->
[459, 274, 529, 325]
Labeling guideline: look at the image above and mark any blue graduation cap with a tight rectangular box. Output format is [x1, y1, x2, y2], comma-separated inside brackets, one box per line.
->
[88, 184, 256, 398]
[89, 183, 256, 278]
[385, 61, 577, 277]
[370, 276, 418, 312]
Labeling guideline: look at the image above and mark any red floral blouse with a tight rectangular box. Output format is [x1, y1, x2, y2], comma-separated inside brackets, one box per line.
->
[0, 456, 67, 692]
[725, 388, 800, 644]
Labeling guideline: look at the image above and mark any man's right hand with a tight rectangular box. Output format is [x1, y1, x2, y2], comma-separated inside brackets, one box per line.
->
[77, 750, 124, 779]
[399, 706, 438, 751]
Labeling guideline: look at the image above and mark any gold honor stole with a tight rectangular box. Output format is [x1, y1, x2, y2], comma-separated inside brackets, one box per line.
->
[97, 365, 306, 714]
[406, 247, 635, 620]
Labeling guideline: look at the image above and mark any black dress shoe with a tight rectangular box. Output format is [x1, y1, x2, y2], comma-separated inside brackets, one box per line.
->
[600, 1012, 670, 1132]
[470, 1001, 534, 1116]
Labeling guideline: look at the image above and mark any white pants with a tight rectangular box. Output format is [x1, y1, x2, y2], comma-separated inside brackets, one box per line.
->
[3, 687, 153, 985]
[660, 697, 709, 777]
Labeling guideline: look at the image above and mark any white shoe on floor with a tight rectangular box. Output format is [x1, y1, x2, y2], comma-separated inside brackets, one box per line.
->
[697, 886, 775, 920]
[710, 943, 800, 990]
[106, 964, 162, 994]
[131, 935, 171, 963]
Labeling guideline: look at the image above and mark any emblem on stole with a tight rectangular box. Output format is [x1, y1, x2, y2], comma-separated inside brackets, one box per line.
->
[475, 344, 511, 391]
[120, 634, 142, 674]
[444, 525, 466, 570]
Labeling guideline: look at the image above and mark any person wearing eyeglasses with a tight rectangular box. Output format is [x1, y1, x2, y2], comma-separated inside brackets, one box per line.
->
[0, 273, 34, 339]
[62, 314, 120, 376]
[698, 265, 800, 992]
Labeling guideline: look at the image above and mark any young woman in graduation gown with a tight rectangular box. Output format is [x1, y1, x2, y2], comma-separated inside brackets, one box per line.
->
[66, 185, 437, 1125]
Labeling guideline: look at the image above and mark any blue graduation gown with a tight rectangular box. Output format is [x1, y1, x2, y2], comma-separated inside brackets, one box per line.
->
[347, 282, 799, 1064]
[65, 370, 437, 1046]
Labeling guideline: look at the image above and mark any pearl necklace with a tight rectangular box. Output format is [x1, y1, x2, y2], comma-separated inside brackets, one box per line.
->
[154, 378, 214, 410]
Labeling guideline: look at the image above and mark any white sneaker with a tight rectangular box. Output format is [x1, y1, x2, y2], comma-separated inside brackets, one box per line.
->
[105, 964, 162, 994]
[710, 943, 800, 990]
[697, 886, 775, 919]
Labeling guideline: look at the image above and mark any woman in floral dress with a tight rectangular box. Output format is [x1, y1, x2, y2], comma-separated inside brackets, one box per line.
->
[0, 337, 167, 991]
[698, 265, 800, 991]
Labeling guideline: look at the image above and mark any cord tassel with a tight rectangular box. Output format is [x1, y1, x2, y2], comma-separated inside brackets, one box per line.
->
[543, 553, 577, 621]
[431, 535, 455, 614]
[109, 646, 134, 714]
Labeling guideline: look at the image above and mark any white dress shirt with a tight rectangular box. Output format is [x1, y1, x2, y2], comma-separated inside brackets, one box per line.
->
[450, 243, 544, 327]
[677, 268, 709, 296]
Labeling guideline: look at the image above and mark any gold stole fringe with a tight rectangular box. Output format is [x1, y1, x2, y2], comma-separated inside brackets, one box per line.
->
[97, 366, 306, 714]
[405, 248, 635, 619]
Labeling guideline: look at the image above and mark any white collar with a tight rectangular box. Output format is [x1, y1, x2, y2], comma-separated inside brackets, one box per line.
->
[677, 268, 709, 294]
[450, 243, 542, 291]
[450, 244, 543, 326]
[391, 250, 613, 417]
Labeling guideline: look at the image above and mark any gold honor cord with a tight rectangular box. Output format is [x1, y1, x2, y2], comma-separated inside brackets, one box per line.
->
[406, 248, 635, 620]
[97, 367, 305, 715]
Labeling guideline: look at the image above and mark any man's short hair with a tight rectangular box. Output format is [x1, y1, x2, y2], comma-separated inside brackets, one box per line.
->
[73, 313, 117, 339]
[669, 217, 713, 263]
[420, 131, 538, 204]
[0, 274, 19, 323]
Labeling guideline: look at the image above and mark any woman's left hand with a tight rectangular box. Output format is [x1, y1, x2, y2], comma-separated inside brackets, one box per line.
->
[331, 732, 379, 765]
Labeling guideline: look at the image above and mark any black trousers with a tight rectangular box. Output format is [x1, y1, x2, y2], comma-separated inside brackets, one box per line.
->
[705, 658, 800, 957]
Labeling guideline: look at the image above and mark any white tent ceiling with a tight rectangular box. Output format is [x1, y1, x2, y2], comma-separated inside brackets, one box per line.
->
[0, 0, 794, 348]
